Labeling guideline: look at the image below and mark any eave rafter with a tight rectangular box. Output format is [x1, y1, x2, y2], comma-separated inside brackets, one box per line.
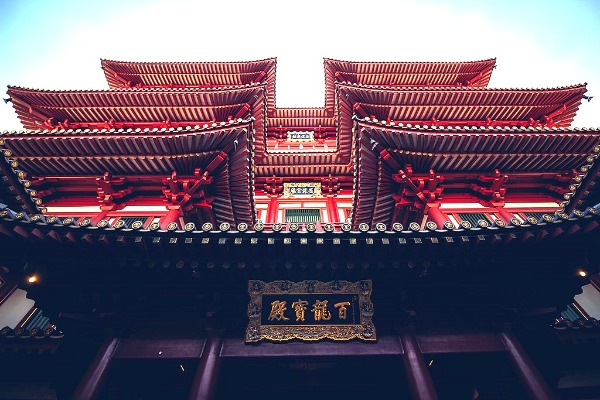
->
[353, 124, 600, 228]
[324, 58, 497, 111]
[101, 58, 277, 114]
[340, 84, 587, 128]
[6, 86, 264, 131]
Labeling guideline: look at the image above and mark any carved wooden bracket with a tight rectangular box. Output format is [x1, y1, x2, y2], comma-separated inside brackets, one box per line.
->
[96, 172, 131, 205]
[471, 169, 508, 205]
[321, 174, 340, 196]
[263, 175, 284, 197]
[392, 166, 444, 209]
[162, 168, 214, 211]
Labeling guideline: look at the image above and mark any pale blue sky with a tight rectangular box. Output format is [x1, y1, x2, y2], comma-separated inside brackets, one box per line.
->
[1, 0, 599, 129]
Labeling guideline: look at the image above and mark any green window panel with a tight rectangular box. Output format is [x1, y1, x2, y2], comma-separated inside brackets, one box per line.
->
[284, 209, 321, 223]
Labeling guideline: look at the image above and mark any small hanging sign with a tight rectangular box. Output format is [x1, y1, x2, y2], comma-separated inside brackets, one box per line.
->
[245, 280, 376, 342]
[287, 131, 315, 142]
[283, 182, 322, 198]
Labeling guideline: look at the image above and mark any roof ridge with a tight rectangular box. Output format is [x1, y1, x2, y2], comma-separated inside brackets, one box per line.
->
[323, 57, 497, 65]
[0, 118, 253, 136]
[100, 57, 277, 65]
[337, 81, 587, 92]
[355, 116, 600, 132]
[7, 82, 267, 94]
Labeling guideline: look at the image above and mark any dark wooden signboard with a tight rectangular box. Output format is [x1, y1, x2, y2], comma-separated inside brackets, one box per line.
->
[245, 280, 376, 342]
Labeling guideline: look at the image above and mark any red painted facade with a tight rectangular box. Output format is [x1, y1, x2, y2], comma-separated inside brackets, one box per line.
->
[1, 57, 597, 232]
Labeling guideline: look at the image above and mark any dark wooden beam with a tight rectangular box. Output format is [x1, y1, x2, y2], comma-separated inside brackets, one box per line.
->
[401, 334, 438, 400]
[417, 333, 505, 354]
[188, 337, 222, 400]
[113, 339, 205, 359]
[500, 332, 559, 400]
[221, 335, 403, 358]
[72, 338, 119, 400]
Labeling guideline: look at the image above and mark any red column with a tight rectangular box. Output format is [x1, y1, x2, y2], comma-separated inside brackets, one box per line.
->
[159, 206, 182, 230]
[500, 332, 558, 400]
[401, 334, 438, 400]
[72, 338, 119, 400]
[495, 207, 514, 223]
[90, 210, 109, 226]
[189, 337, 223, 400]
[426, 205, 448, 228]
[266, 196, 279, 223]
[91, 205, 118, 225]
[326, 196, 339, 223]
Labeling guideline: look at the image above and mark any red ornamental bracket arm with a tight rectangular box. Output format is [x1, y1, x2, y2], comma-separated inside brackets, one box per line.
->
[162, 169, 214, 211]
[263, 176, 284, 197]
[392, 167, 444, 210]
[321, 175, 340, 196]
[471, 169, 508, 205]
[539, 104, 567, 125]
[96, 172, 131, 206]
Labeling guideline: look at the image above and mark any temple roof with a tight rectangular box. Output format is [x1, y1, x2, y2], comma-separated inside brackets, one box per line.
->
[269, 107, 335, 129]
[101, 58, 277, 113]
[7, 85, 266, 131]
[357, 119, 600, 172]
[324, 58, 497, 111]
[0, 122, 256, 225]
[339, 84, 587, 128]
[352, 121, 600, 228]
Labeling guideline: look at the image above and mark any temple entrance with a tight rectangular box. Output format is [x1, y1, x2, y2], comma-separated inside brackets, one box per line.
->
[99, 358, 198, 400]
[215, 355, 408, 400]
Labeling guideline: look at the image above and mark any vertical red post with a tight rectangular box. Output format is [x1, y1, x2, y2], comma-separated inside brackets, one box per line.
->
[72, 338, 119, 400]
[500, 332, 558, 400]
[326, 196, 339, 223]
[401, 334, 438, 400]
[159, 206, 182, 229]
[266, 196, 279, 223]
[495, 207, 515, 223]
[189, 337, 223, 400]
[426, 205, 448, 228]
[90, 210, 109, 226]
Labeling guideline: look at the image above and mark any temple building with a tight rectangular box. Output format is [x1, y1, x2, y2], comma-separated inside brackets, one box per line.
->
[0, 57, 599, 399]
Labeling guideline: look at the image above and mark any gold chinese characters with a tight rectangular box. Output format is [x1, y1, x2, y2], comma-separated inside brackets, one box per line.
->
[268, 299, 352, 322]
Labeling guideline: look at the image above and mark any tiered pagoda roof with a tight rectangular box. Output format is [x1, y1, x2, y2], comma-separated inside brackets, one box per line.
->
[323, 58, 497, 111]
[0, 56, 597, 236]
[101, 58, 277, 113]
[353, 118, 600, 228]
[7, 85, 266, 130]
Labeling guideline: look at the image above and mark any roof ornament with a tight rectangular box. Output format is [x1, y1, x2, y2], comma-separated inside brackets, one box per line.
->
[583, 95, 593, 102]
[370, 138, 379, 151]
[2, 98, 11, 104]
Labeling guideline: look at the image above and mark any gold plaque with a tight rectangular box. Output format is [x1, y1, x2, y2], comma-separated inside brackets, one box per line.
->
[245, 280, 376, 343]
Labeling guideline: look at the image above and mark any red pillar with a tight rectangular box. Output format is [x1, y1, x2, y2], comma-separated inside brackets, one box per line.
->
[189, 337, 222, 400]
[266, 196, 279, 223]
[90, 209, 109, 226]
[159, 206, 182, 230]
[500, 332, 558, 400]
[401, 334, 438, 400]
[426, 205, 448, 228]
[91, 205, 118, 225]
[326, 196, 339, 223]
[495, 207, 514, 223]
[72, 338, 119, 400]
